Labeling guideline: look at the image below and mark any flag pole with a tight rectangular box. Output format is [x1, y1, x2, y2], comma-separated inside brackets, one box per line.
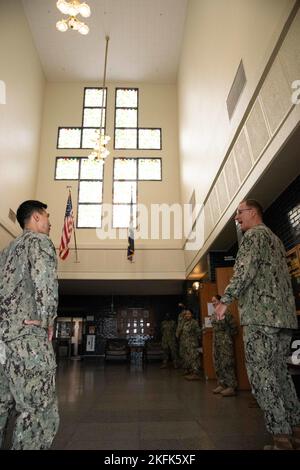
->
[127, 185, 135, 263]
[67, 186, 79, 263]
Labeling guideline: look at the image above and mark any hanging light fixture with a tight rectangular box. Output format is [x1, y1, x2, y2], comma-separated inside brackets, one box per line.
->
[88, 36, 111, 164]
[56, 0, 91, 35]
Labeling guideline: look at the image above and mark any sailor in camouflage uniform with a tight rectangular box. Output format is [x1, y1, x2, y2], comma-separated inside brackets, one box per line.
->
[175, 303, 186, 367]
[180, 309, 202, 381]
[0, 200, 59, 450]
[210, 295, 237, 396]
[215, 199, 300, 450]
[160, 313, 179, 368]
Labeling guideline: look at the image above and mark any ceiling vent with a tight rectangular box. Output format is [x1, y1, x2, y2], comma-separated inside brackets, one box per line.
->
[8, 208, 16, 223]
[189, 190, 196, 212]
[226, 60, 246, 119]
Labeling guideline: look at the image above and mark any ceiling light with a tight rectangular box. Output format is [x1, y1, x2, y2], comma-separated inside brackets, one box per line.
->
[78, 3, 91, 18]
[56, 1, 91, 34]
[56, 19, 68, 32]
[57, 0, 90, 17]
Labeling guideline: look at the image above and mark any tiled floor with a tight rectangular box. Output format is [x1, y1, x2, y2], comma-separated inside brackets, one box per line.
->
[51, 358, 269, 450]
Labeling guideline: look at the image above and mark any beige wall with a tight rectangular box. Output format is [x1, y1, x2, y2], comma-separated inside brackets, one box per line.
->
[178, 0, 295, 208]
[0, 0, 45, 247]
[178, 0, 299, 275]
[36, 81, 185, 278]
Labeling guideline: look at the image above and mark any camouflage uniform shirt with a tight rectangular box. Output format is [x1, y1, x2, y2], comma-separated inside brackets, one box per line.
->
[161, 319, 177, 349]
[0, 230, 58, 342]
[221, 224, 297, 329]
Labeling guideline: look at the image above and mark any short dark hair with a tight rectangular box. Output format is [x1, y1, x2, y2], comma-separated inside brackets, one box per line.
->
[16, 200, 47, 229]
[185, 308, 194, 316]
[214, 294, 222, 301]
[242, 199, 263, 218]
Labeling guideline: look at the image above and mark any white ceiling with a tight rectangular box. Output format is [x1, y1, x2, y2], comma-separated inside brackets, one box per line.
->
[22, 0, 188, 83]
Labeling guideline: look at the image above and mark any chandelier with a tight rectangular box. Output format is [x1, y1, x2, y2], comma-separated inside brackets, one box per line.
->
[88, 36, 111, 164]
[56, 0, 91, 35]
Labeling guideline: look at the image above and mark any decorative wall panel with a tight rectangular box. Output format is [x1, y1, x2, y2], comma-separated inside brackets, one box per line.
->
[224, 150, 240, 199]
[216, 170, 229, 214]
[260, 58, 291, 135]
[245, 98, 270, 161]
[234, 129, 253, 182]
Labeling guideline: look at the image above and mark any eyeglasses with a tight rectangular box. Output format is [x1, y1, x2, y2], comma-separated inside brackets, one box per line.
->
[236, 208, 252, 215]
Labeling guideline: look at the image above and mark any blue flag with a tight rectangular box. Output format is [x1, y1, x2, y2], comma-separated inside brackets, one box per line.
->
[127, 190, 134, 262]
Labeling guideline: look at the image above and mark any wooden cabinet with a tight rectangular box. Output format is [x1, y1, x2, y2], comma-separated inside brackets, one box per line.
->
[216, 267, 250, 390]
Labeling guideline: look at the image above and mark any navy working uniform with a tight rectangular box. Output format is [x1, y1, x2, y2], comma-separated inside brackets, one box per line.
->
[221, 224, 300, 435]
[0, 230, 59, 449]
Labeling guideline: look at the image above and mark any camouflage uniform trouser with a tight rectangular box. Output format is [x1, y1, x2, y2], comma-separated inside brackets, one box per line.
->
[243, 325, 300, 435]
[179, 337, 188, 371]
[0, 334, 59, 449]
[213, 332, 237, 389]
[180, 338, 201, 374]
[162, 340, 179, 365]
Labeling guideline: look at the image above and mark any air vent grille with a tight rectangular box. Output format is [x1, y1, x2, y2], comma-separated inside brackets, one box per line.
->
[8, 208, 16, 223]
[226, 60, 246, 119]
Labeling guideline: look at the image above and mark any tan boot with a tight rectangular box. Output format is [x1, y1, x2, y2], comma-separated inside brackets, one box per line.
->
[292, 426, 300, 450]
[185, 373, 201, 381]
[212, 385, 224, 394]
[220, 387, 236, 397]
[264, 434, 294, 450]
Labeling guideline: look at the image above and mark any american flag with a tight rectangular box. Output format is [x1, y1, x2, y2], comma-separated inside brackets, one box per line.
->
[59, 192, 74, 260]
[127, 189, 135, 262]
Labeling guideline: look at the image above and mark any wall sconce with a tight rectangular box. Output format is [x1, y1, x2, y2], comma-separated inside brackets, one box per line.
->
[192, 281, 200, 292]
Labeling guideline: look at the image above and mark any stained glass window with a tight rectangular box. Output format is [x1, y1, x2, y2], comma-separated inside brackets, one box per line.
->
[83, 108, 105, 127]
[116, 89, 137, 108]
[114, 158, 137, 180]
[57, 88, 107, 149]
[82, 128, 101, 149]
[115, 109, 137, 128]
[55, 157, 103, 228]
[79, 181, 103, 203]
[55, 158, 80, 180]
[58, 128, 81, 148]
[139, 129, 161, 149]
[113, 182, 137, 203]
[80, 159, 103, 180]
[114, 88, 162, 150]
[115, 129, 137, 149]
[77, 204, 102, 228]
[84, 88, 106, 107]
[112, 158, 161, 228]
[138, 159, 161, 180]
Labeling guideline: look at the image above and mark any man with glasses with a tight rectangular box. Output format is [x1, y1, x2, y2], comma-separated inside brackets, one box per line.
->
[215, 199, 300, 450]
